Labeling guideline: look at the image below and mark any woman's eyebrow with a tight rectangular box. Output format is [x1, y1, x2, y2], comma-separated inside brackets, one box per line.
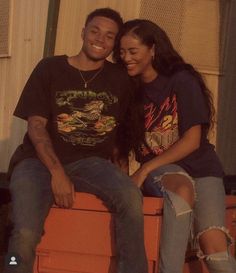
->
[106, 31, 116, 36]
[128, 47, 139, 50]
[120, 47, 138, 51]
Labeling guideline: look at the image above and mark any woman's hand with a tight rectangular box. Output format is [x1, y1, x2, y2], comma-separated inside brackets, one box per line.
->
[131, 167, 149, 188]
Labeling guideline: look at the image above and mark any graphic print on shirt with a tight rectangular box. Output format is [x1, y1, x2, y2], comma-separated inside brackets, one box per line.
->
[141, 94, 179, 156]
[55, 90, 118, 146]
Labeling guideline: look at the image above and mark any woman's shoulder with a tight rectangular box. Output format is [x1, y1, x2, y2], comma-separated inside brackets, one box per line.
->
[172, 69, 196, 82]
[170, 69, 200, 91]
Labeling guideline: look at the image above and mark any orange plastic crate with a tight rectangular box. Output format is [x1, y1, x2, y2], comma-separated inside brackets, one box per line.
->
[34, 193, 163, 273]
[34, 194, 236, 273]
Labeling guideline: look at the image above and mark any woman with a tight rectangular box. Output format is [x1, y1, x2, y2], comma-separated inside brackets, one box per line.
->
[114, 19, 236, 273]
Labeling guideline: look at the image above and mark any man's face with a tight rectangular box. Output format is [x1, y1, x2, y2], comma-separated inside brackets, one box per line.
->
[81, 16, 119, 61]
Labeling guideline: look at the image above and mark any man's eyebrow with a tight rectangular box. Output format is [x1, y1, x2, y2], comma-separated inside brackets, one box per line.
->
[89, 25, 99, 30]
[89, 25, 116, 35]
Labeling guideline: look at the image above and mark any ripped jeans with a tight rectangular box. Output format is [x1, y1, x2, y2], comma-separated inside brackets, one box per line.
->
[142, 164, 236, 273]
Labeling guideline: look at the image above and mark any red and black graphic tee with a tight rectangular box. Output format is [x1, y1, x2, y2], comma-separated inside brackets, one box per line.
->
[138, 71, 223, 178]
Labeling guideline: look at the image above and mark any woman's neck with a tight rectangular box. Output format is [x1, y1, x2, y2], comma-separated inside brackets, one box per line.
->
[141, 68, 158, 83]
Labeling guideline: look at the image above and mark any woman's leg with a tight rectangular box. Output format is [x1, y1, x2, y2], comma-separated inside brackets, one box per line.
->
[4, 158, 54, 273]
[66, 157, 148, 273]
[143, 164, 195, 273]
[194, 177, 236, 273]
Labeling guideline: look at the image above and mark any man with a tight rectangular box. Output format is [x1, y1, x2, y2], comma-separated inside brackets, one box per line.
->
[4, 8, 147, 273]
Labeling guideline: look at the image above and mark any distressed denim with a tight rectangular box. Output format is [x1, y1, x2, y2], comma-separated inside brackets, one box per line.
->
[142, 164, 236, 273]
[4, 157, 148, 273]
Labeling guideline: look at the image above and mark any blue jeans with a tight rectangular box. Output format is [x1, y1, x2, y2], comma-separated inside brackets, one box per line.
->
[143, 164, 236, 273]
[4, 157, 148, 273]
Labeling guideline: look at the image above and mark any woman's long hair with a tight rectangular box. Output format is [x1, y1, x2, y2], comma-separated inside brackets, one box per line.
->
[113, 19, 215, 134]
[114, 68, 145, 160]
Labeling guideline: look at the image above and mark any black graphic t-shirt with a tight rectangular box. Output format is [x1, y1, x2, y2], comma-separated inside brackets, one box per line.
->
[10, 55, 133, 168]
[139, 70, 224, 178]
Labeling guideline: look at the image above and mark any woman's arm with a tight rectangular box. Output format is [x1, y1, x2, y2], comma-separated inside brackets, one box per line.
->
[28, 115, 75, 208]
[111, 146, 129, 174]
[131, 124, 201, 187]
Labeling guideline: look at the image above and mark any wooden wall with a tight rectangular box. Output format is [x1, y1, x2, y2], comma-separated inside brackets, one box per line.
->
[0, 0, 49, 172]
[0, 0, 226, 173]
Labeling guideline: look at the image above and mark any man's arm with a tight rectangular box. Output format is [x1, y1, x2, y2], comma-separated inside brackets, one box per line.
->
[28, 115, 75, 208]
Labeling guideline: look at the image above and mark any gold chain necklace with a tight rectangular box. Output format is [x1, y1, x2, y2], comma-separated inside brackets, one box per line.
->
[78, 65, 104, 88]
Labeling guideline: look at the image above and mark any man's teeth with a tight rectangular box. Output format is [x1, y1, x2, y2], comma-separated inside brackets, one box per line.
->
[92, 45, 103, 50]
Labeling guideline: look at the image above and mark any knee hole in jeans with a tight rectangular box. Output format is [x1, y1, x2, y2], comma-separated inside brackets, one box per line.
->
[196, 227, 234, 258]
[161, 173, 195, 208]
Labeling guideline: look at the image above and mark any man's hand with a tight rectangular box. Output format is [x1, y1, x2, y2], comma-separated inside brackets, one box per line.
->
[51, 169, 75, 208]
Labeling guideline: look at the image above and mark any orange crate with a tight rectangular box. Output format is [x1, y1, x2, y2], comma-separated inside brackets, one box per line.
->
[34, 193, 163, 273]
[34, 194, 236, 273]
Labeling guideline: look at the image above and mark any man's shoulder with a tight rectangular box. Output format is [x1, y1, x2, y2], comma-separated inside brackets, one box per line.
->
[38, 55, 67, 67]
[32, 55, 68, 78]
[104, 61, 130, 82]
[104, 60, 127, 73]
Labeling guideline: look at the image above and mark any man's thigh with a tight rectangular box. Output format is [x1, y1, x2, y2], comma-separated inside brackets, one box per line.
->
[66, 157, 140, 207]
[10, 158, 53, 231]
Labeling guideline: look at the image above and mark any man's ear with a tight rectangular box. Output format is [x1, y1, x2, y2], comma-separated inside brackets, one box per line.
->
[81, 27, 85, 40]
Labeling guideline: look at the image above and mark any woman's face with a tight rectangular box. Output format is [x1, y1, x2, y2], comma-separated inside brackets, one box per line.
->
[120, 33, 157, 81]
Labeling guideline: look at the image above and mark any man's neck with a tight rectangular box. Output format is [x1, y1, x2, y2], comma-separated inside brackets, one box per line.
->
[68, 52, 105, 71]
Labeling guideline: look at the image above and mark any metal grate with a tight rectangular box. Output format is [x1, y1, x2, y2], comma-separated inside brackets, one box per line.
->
[0, 0, 11, 57]
[139, 0, 231, 72]
[140, 0, 184, 52]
